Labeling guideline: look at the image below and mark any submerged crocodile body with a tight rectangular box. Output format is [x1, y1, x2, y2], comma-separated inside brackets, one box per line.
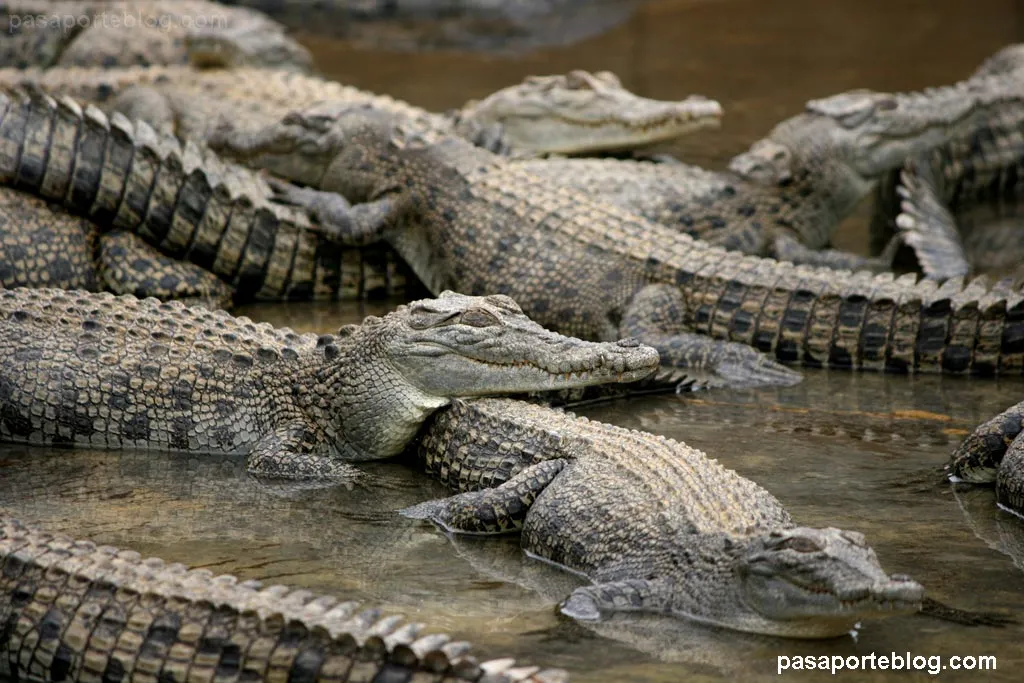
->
[890, 106, 1024, 281]
[211, 104, 1024, 388]
[0, 0, 313, 71]
[402, 397, 924, 638]
[0, 65, 722, 157]
[0, 287, 658, 477]
[0, 87, 417, 303]
[0, 185, 233, 308]
[0, 511, 566, 683]
[949, 400, 1024, 517]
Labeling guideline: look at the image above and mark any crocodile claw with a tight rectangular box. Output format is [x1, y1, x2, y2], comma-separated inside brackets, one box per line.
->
[705, 341, 804, 389]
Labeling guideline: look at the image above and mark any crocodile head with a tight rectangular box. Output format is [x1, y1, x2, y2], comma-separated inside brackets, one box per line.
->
[326, 291, 659, 460]
[733, 526, 923, 638]
[729, 86, 981, 185]
[457, 70, 722, 155]
[185, 24, 313, 72]
[385, 291, 659, 393]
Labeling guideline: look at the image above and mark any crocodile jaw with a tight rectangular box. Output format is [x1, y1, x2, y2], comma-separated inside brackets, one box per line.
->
[735, 527, 923, 638]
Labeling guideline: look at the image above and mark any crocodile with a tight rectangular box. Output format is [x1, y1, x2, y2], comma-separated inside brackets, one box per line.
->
[0, 0, 313, 71]
[0, 185, 234, 308]
[401, 397, 924, 638]
[0, 511, 567, 683]
[0, 86, 418, 304]
[948, 400, 1024, 516]
[209, 103, 1024, 387]
[889, 106, 1024, 281]
[0, 65, 723, 157]
[0, 287, 659, 477]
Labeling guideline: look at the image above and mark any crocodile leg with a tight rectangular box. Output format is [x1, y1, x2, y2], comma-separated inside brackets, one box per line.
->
[246, 421, 362, 480]
[98, 230, 234, 309]
[894, 160, 971, 281]
[621, 283, 803, 389]
[560, 579, 670, 620]
[401, 460, 567, 534]
[267, 177, 396, 245]
[997, 432, 1024, 515]
[771, 232, 897, 273]
[110, 86, 177, 137]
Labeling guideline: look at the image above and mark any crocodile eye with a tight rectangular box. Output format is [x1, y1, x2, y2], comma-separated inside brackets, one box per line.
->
[407, 309, 459, 329]
[778, 537, 822, 553]
[459, 308, 501, 327]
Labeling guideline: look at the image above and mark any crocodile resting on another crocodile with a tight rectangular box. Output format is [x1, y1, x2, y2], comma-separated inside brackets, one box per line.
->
[0, 86, 416, 304]
[515, 82, 1005, 272]
[0, 511, 566, 682]
[0, 65, 722, 157]
[211, 104, 1024, 389]
[0, 0, 313, 71]
[0, 287, 658, 478]
[949, 400, 1024, 517]
[401, 398, 924, 638]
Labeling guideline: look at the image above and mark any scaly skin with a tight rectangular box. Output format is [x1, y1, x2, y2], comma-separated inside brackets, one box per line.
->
[0, 0, 313, 71]
[456, 70, 722, 155]
[891, 105, 1024, 281]
[0, 65, 722, 157]
[210, 105, 1024, 387]
[402, 398, 924, 638]
[0, 87, 414, 303]
[949, 400, 1024, 518]
[0, 186, 234, 308]
[0, 511, 567, 683]
[0, 287, 658, 477]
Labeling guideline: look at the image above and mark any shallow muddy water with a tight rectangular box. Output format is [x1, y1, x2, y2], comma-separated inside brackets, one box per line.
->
[5, 0, 1024, 680]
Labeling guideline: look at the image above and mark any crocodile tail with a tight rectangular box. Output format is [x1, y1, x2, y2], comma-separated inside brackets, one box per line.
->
[679, 249, 1024, 375]
[0, 513, 567, 683]
[0, 86, 391, 302]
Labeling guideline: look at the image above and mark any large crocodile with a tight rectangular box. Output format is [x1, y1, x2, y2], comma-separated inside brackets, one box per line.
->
[0, 87, 416, 304]
[0, 185, 234, 308]
[0, 0, 313, 71]
[210, 104, 1024, 387]
[0, 65, 723, 157]
[0, 287, 658, 477]
[0, 510, 566, 682]
[401, 397, 925, 638]
[949, 400, 1024, 517]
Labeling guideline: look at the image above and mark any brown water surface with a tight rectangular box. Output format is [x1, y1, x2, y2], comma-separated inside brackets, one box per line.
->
[4, 1, 1024, 681]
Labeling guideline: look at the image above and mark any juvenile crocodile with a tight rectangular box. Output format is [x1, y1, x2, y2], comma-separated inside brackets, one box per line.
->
[0, 0, 313, 71]
[0, 185, 234, 308]
[890, 106, 1024, 281]
[210, 104, 1024, 387]
[401, 397, 924, 638]
[0, 86, 416, 303]
[948, 400, 1024, 516]
[0, 287, 658, 477]
[0, 511, 566, 683]
[0, 65, 723, 157]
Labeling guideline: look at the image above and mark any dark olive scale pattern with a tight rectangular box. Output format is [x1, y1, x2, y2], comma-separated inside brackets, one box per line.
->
[0, 512, 566, 683]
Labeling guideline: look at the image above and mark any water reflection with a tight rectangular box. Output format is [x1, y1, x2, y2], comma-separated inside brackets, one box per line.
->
[5, 0, 1024, 680]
